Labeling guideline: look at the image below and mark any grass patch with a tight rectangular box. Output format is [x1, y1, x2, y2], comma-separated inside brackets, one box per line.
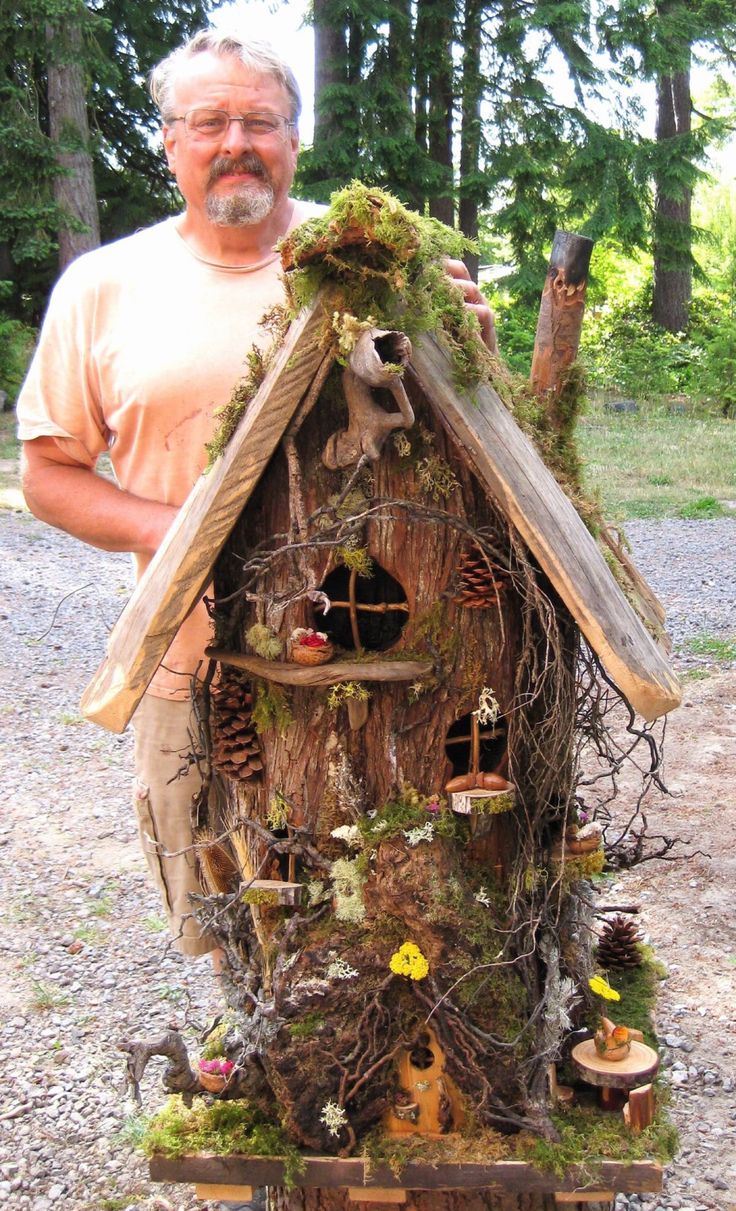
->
[685, 634, 736, 661]
[577, 402, 736, 519]
[30, 979, 71, 1011]
[678, 495, 725, 519]
[73, 922, 106, 945]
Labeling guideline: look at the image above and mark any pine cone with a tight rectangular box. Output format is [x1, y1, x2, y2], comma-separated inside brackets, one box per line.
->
[454, 545, 508, 608]
[210, 671, 263, 783]
[597, 914, 643, 970]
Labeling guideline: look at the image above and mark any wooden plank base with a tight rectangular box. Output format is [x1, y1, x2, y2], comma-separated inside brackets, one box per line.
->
[195, 1183, 254, 1201]
[348, 1188, 407, 1204]
[150, 1154, 662, 1196]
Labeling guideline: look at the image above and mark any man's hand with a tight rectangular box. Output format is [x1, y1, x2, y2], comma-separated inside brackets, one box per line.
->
[22, 437, 177, 557]
[444, 258, 499, 355]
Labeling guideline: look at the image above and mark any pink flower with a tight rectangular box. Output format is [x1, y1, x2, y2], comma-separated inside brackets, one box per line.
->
[199, 1058, 234, 1075]
[425, 800, 440, 814]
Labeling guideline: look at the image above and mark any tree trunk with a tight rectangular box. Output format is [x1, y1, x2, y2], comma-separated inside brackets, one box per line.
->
[415, 0, 455, 225]
[652, 64, 692, 333]
[458, 0, 484, 279]
[45, 20, 100, 270]
[313, 2, 353, 168]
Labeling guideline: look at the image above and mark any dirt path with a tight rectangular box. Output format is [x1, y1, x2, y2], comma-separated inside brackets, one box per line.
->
[0, 505, 734, 1210]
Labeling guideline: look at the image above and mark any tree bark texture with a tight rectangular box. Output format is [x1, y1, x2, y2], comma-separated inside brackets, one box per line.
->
[652, 65, 692, 333]
[203, 365, 580, 1150]
[530, 230, 594, 414]
[45, 20, 100, 270]
[274, 1190, 558, 1211]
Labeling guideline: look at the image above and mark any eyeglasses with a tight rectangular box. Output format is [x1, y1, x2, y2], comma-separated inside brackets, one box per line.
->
[170, 109, 294, 141]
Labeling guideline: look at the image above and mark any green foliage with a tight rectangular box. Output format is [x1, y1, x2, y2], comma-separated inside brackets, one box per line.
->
[142, 1095, 305, 1187]
[0, 303, 35, 403]
[336, 543, 374, 577]
[1, 1, 214, 319]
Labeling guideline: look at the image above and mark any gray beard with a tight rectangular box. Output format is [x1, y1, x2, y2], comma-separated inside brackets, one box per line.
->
[205, 181, 275, 227]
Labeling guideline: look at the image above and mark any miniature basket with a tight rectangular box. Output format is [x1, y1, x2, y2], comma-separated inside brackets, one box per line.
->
[198, 1069, 232, 1093]
[290, 642, 334, 666]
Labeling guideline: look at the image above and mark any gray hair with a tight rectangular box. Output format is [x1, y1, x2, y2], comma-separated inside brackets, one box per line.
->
[150, 29, 302, 124]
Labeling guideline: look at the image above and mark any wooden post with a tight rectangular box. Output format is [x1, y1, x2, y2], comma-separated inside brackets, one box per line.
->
[530, 230, 594, 427]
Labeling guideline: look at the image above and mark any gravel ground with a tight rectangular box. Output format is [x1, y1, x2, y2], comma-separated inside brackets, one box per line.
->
[0, 506, 734, 1211]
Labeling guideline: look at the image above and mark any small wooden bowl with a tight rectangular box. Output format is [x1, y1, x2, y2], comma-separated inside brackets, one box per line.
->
[290, 642, 334, 666]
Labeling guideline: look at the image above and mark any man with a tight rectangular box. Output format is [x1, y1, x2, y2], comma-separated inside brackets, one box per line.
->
[18, 29, 496, 960]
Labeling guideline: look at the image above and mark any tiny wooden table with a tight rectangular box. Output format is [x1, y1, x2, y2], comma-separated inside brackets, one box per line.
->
[571, 1040, 659, 1112]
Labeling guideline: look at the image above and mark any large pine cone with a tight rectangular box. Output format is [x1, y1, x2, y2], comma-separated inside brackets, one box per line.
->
[454, 544, 508, 608]
[597, 914, 643, 970]
[210, 671, 263, 783]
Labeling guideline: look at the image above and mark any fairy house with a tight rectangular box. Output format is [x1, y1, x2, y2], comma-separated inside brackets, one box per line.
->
[85, 186, 680, 1209]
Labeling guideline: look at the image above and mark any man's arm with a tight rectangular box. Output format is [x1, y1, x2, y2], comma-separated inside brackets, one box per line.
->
[22, 437, 176, 557]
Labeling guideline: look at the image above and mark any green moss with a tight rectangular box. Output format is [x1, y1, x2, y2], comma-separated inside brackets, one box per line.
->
[555, 847, 605, 887]
[516, 1101, 678, 1176]
[252, 681, 293, 735]
[200, 1021, 229, 1061]
[205, 307, 290, 467]
[600, 949, 667, 1046]
[287, 1011, 325, 1039]
[242, 889, 281, 906]
[359, 788, 457, 845]
[469, 792, 515, 815]
[142, 1096, 305, 1187]
[280, 182, 500, 388]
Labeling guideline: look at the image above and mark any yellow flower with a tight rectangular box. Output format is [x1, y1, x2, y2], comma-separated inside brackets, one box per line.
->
[389, 942, 429, 981]
[589, 975, 621, 1002]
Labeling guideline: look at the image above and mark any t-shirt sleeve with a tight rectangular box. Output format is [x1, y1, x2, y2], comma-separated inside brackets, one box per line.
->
[16, 258, 110, 468]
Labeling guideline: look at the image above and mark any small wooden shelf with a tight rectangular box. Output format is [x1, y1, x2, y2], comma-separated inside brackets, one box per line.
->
[206, 648, 433, 687]
[150, 1153, 663, 1196]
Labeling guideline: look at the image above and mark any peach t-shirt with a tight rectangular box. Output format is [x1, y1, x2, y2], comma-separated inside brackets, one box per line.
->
[18, 202, 322, 698]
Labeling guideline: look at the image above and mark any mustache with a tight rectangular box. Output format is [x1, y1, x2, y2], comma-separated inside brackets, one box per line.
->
[207, 154, 270, 186]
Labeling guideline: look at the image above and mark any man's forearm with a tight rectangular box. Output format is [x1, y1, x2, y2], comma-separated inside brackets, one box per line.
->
[22, 449, 177, 557]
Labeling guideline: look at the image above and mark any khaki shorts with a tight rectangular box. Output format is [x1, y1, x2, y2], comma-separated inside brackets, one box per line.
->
[131, 693, 215, 956]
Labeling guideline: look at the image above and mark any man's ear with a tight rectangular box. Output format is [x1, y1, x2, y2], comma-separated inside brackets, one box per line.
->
[162, 124, 177, 173]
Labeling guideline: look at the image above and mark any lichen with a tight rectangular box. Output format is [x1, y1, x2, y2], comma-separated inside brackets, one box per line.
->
[251, 681, 293, 734]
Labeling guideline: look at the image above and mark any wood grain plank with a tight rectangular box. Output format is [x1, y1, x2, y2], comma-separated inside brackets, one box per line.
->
[206, 650, 433, 686]
[80, 298, 333, 733]
[410, 338, 681, 722]
[149, 1154, 662, 1194]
